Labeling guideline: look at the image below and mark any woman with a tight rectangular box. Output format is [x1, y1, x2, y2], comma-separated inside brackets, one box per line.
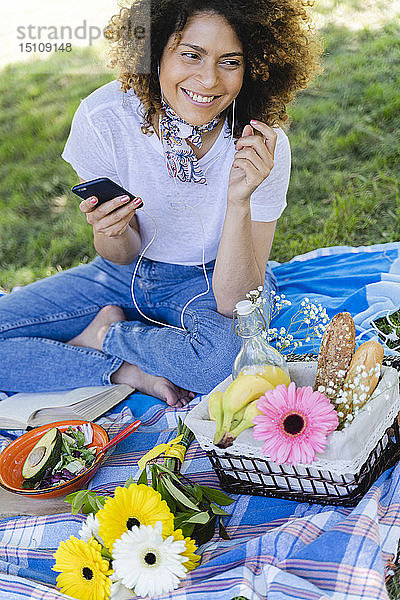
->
[0, 0, 321, 405]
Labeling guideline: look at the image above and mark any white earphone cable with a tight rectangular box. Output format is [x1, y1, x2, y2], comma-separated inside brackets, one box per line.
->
[129, 81, 236, 332]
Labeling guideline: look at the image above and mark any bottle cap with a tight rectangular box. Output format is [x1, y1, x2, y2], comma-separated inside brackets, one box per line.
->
[235, 300, 255, 316]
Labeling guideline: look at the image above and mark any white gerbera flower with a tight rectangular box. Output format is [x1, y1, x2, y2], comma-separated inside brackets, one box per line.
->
[78, 513, 104, 545]
[109, 573, 134, 600]
[112, 521, 188, 598]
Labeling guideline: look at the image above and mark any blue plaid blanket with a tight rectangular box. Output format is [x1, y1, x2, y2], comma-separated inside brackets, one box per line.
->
[1, 242, 400, 599]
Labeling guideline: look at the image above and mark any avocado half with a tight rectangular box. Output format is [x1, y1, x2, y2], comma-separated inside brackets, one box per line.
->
[22, 427, 62, 488]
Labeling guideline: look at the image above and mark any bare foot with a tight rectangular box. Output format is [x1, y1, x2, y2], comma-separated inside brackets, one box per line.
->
[111, 362, 196, 408]
[68, 305, 125, 350]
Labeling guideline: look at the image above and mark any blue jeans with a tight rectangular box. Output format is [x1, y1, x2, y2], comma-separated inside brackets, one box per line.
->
[0, 256, 276, 394]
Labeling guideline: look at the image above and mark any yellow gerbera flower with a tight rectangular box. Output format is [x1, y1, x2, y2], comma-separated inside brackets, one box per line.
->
[169, 529, 201, 572]
[53, 536, 112, 600]
[97, 484, 174, 550]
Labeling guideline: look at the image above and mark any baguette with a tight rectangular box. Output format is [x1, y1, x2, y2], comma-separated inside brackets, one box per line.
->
[335, 340, 383, 429]
[314, 312, 355, 402]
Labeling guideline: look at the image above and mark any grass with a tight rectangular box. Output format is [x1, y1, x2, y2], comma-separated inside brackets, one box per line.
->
[373, 308, 400, 350]
[276, 23, 400, 259]
[0, 13, 400, 598]
[0, 47, 114, 290]
[0, 22, 400, 289]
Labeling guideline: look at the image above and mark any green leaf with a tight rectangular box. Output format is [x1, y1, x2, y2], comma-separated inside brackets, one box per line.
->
[191, 483, 204, 502]
[73, 429, 85, 447]
[124, 476, 136, 488]
[173, 511, 193, 529]
[100, 547, 113, 561]
[151, 465, 157, 490]
[179, 522, 195, 538]
[85, 494, 97, 512]
[65, 490, 106, 515]
[156, 466, 202, 505]
[87, 493, 102, 513]
[156, 464, 182, 485]
[80, 449, 95, 465]
[137, 468, 148, 486]
[210, 503, 230, 516]
[161, 477, 201, 512]
[65, 490, 90, 515]
[81, 499, 95, 515]
[157, 480, 177, 514]
[185, 511, 210, 525]
[200, 486, 235, 505]
[218, 519, 231, 540]
[193, 515, 216, 546]
[65, 490, 80, 505]
[93, 496, 106, 512]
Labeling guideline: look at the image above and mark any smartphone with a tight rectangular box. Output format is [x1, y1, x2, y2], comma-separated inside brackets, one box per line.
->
[71, 177, 143, 209]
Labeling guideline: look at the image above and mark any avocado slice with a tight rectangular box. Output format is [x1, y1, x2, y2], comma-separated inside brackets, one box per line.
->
[22, 427, 62, 488]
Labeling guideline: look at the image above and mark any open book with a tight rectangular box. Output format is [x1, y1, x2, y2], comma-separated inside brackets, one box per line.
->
[0, 384, 134, 429]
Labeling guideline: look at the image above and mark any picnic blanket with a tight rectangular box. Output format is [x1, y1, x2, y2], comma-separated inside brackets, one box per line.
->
[1, 241, 400, 600]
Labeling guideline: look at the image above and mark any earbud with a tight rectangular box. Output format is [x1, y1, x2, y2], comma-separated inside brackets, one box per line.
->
[231, 98, 236, 143]
[157, 63, 165, 102]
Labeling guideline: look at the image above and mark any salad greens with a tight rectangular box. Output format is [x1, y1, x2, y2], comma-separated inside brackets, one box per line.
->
[33, 424, 97, 489]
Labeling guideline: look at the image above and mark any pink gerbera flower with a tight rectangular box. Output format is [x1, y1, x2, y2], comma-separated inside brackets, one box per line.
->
[253, 382, 339, 466]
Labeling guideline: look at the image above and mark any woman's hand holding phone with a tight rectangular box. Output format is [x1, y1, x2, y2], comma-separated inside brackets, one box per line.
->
[80, 194, 143, 238]
[72, 178, 143, 239]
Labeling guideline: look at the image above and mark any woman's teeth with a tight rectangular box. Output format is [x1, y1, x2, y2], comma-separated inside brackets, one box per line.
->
[183, 89, 217, 103]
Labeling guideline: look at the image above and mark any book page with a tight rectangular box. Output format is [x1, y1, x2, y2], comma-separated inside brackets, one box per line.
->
[28, 384, 134, 427]
[0, 386, 114, 428]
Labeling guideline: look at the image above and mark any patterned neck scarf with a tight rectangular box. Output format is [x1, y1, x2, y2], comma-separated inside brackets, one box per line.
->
[159, 99, 222, 184]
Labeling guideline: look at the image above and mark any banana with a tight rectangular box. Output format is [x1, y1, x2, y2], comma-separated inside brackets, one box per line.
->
[218, 399, 262, 449]
[208, 391, 224, 421]
[208, 391, 224, 443]
[214, 374, 274, 446]
[230, 404, 246, 430]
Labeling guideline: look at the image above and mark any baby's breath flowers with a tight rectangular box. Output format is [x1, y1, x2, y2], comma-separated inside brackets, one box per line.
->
[245, 289, 329, 353]
[334, 363, 381, 429]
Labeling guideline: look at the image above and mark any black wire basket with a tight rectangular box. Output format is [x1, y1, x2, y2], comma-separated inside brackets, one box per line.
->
[205, 354, 400, 507]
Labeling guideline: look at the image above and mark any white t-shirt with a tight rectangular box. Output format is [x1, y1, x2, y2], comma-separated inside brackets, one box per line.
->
[62, 80, 290, 265]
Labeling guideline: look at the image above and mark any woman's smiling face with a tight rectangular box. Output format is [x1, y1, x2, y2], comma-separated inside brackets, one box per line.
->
[159, 11, 245, 126]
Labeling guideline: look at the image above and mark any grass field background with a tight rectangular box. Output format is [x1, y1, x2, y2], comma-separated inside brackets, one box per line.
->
[0, 1, 399, 293]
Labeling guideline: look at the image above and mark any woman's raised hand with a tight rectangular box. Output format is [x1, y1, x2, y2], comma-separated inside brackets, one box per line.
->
[228, 120, 277, 206]
[79, 195, 143, 237]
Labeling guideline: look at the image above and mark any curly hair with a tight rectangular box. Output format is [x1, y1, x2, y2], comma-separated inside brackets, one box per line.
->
[105, 0, 322, 137]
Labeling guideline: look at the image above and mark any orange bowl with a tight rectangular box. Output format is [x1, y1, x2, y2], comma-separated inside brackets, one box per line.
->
[0, 420, 109, 498]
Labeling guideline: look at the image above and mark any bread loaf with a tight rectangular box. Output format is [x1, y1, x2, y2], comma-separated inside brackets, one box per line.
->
[313, 312, 355, 402]
[335, 340, 383, 429]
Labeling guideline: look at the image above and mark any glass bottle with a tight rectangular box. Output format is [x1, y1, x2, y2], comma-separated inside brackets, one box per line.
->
[232, 300, 289, 381]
